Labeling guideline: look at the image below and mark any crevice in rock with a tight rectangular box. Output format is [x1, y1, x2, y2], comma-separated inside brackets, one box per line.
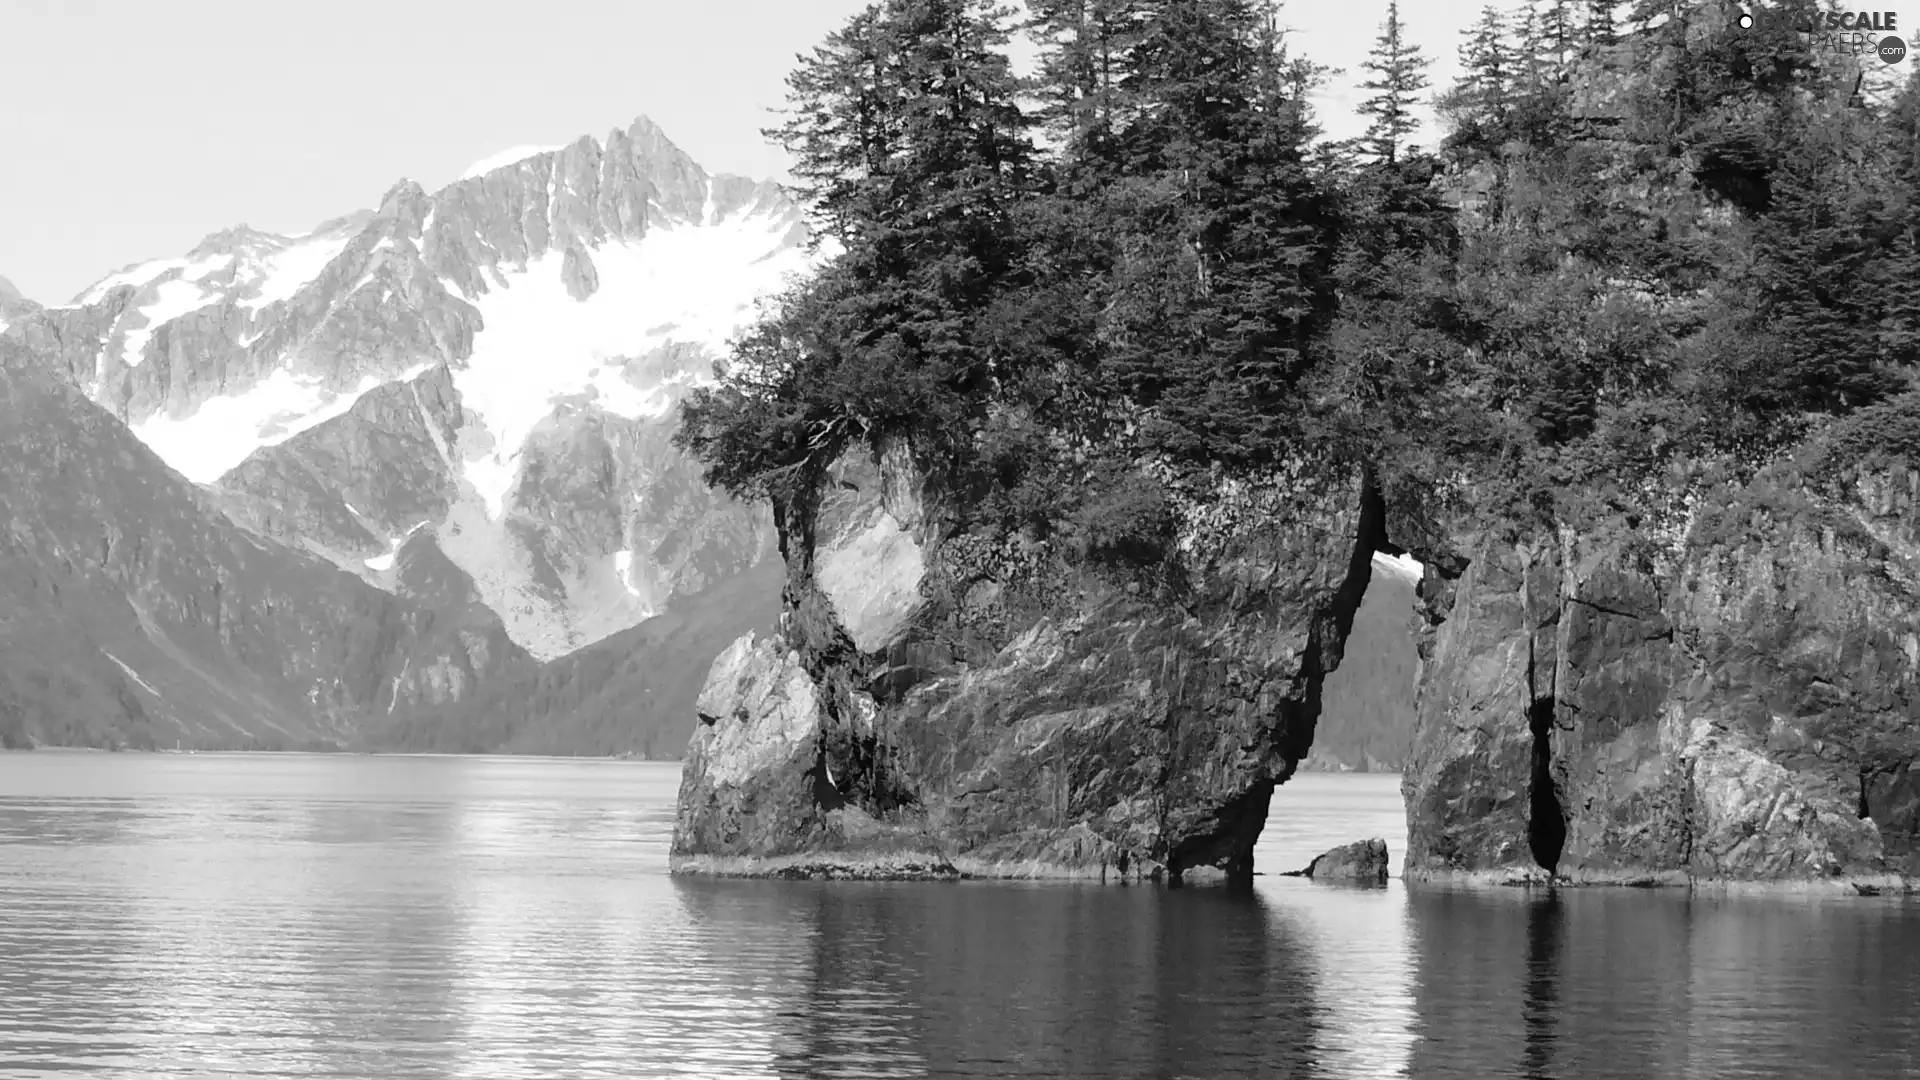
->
[1175, 464, 1390, 885]
[1527, 694, 1568, 874]
[775, 479, 920, 818]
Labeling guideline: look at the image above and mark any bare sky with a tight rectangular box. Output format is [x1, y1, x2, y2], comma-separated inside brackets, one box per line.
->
[0, 0, 1476, 305]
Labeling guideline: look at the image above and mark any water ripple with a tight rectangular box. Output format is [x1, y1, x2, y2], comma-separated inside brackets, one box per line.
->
[1, 755, 1916, 1079]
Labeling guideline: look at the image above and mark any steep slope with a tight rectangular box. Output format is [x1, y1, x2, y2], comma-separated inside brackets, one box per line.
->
[0, 339, 525, 750]
[369, 557, 784, 757]
[6, 116, 798, 662]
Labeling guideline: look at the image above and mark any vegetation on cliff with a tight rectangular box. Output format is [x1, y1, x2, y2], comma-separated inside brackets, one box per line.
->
[678, 0, 1919, 581]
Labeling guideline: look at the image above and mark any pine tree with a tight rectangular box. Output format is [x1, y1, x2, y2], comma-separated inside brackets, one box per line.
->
[1530, 0, 1576, 74]
[1751, 117, 1907, 413]
[1586, 0, 1616, 46]
[1090, 0, 1339, 465]
[676, 0, 1040, 498]
[1877, 69, 1920, 369]
[1027, 0, 1145, 162]
[1355, 0, 1431, 164]
[1456, 5, 1518, 126]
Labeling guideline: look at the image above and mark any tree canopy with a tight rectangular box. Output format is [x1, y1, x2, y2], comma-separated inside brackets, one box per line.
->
[677, 0, 1920, 575]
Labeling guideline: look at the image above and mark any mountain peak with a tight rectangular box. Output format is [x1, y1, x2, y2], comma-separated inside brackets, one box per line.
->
[0, 275, 24, 304]
[187, 225, 285, 260]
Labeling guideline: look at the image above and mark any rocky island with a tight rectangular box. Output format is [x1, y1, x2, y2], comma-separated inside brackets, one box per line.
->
[668, 0, 1918, 891]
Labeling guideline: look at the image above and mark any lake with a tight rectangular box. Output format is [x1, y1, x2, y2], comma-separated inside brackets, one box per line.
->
[1, 752, 1916, 1079]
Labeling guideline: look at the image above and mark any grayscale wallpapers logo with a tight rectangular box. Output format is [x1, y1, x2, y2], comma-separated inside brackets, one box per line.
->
[1736, 7, 1908, 63]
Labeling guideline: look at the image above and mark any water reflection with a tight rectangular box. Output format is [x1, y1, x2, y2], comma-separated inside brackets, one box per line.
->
[2, 757, 1918, 1079]
[1520, 892, 1562, 1080]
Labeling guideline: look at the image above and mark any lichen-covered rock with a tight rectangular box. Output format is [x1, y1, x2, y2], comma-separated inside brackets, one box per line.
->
[1403, 465, 1920, 891]
[672, 441, 1386, 883]
[1288, 838, 1390, 882]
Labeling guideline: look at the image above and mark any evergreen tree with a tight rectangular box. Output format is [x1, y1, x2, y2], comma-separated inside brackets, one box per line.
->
[1751, 115, 1909, 412]
[1355, 0, 1431, 164]
[1026, 0, 1145, 162]
[1876, 70, 1920, 370]
[1530, 0, 1577, 74]
[1457, 6, 1518, 124]
[676, 0, 1039, 499]
[1587, 0, 1617, 46]
[1098, 0, 1340, 465]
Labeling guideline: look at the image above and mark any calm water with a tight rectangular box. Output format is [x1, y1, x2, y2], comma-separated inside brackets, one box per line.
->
[1, 754, 1916, 1079]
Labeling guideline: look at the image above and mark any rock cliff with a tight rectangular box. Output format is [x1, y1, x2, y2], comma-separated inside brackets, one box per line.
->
[674, 429, 1917, 889]
[673, 442, 1388, 883]
[1403, 459, 1920, 888]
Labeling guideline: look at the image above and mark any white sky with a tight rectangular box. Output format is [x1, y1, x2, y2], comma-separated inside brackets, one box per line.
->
[0, 0, 1482, 305]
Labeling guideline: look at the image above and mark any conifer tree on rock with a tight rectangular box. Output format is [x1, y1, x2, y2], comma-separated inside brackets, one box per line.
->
[1355, 0, 1430, 165]
[676, 0, 1038, 501]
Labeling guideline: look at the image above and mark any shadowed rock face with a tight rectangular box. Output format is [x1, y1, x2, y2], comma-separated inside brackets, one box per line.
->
[673, 442, 1387, 884]
[1402, 467, 1920, 889]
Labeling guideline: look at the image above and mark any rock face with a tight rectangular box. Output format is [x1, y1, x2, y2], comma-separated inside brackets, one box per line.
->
[1402, 464, 1920, 889]
[672, 417, 1916, 889]
[2, 115, 800, 663]
[1287, 838, 1390, 883]
[673, 443, 1386, 883]
[0, 340, 524, 750]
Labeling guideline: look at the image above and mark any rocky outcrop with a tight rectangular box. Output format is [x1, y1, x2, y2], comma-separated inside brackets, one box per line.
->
[672, 442, 1387, 884]
[672, 411, 1916, 890]
[1403, 462, 1920, 890]
[1286, 838, 1390, 882]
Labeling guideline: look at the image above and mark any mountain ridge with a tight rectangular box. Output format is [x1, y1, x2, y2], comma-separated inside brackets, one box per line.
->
[4, 112, 804, 662]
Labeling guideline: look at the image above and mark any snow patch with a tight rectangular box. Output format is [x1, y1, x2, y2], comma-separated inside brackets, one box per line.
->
[137, 362, 433, 484]
[80, 259, 184, 305]
[101, 651, 161, 696]
[614, 549, 640, 597]
[460, 145, 560, 181]
[122, 277, 218, 368]
[78, 251, 233, 308]
[364, 529, 410, 572]
[240, 232, 356, 311]
[451, 211, 811, 519]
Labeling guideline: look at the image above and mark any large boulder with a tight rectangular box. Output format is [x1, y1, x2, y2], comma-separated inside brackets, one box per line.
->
[1287, 838, 1391, 883]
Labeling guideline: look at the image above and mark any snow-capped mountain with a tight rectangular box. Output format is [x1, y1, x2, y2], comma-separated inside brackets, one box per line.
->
[7, 116, 806, 660]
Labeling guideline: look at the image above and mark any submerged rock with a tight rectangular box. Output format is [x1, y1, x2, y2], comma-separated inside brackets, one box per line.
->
[1286, 838, 1390, 883]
